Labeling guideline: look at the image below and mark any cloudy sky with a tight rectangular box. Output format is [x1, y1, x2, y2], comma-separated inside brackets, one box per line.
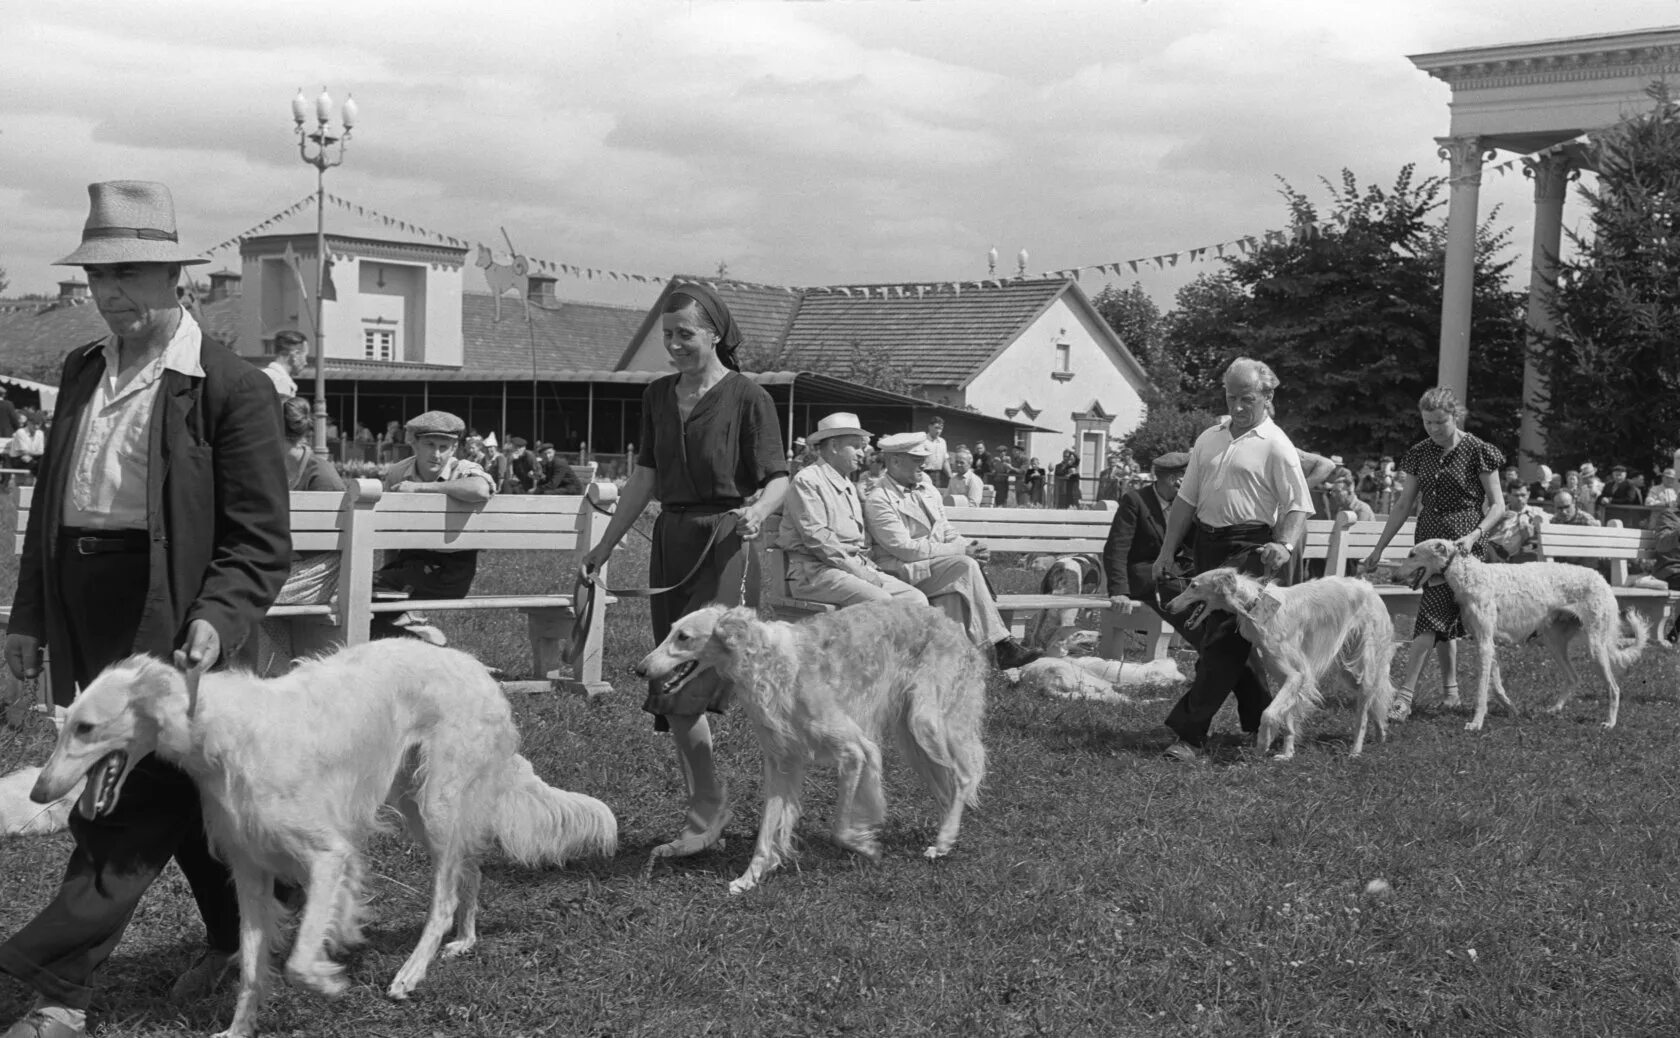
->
[3, 0, 1677, 310]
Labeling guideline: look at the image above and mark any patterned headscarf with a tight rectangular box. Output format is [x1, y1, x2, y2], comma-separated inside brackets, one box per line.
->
[667, 281, 744, 371]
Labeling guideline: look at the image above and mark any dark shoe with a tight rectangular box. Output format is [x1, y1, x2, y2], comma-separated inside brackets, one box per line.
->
[169, 949, 237, 1004]
[993, 638, 1042, 671]
[2, 1010, 86, 1038]
[1162, 741, 1202, 762]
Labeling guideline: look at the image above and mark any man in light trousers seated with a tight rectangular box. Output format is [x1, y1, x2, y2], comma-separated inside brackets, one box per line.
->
[863, 432, 1041, 670]
[778, 413, 926, 608]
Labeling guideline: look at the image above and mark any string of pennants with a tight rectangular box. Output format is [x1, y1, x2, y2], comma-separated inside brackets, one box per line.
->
[182, 133, 1593, 302]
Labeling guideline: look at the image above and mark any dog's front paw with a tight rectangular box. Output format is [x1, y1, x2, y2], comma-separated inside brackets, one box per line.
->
[1463, 719, 1484, 731]
[727, 875, 758, 895]
[442, 936, 477, 959]
[923, 844, 948, 860]
[286, 961, 348, 998]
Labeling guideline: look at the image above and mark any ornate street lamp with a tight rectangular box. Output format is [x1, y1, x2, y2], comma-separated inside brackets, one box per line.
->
[293, 87, 356, 455]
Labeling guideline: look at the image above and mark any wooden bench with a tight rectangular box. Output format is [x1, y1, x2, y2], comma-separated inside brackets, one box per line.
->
[9, 481, 618, 696]
[1534, 520, 1677, 636]
[1322, 513, 1422, 636]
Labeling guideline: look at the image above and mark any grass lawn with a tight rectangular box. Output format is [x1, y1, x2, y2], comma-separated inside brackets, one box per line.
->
[2, 494, 1678, 1036]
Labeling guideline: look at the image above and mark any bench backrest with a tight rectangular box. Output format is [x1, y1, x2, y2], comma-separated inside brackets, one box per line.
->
[369, 489, 605, 552]
[17, 486, 355, 555]
[1534, 520, 1657, 586]
[1324, 513, 1416, 576]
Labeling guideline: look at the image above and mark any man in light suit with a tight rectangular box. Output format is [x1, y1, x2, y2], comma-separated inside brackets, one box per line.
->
[1104, 452, 1195, 635]
[863, 432, 1039, 670]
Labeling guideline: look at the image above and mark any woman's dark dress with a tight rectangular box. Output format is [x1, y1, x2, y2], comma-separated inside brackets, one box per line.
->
[1399, 432, 1503, 640]
[636, 371, 786, 728]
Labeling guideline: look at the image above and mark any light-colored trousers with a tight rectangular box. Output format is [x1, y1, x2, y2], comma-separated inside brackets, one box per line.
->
[786, 555, 928, 608]
[898, 554, 1012, 647]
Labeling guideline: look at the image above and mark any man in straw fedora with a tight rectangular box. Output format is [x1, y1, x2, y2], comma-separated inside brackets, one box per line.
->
[863, 432, 1042, 670]
[0, 181, 290, 1038]
[777, 412, 926, 609]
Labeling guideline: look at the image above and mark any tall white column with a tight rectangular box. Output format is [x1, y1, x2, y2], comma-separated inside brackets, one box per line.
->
[1518, 147, 1582, 480]
[1436, 135, 1492, 403]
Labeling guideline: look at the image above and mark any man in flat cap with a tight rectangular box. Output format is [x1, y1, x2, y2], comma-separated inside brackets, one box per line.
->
[1, 181, 290, 1038]
[1104, 451, 1195, 637]
[372, 410, 496, 641]
[862, 432, 1041, 669]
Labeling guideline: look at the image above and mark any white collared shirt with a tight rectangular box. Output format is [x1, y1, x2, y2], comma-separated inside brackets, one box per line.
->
[62, 309, 206, 530]
[263, 359, 298, 400]
[1178, 416, 1312, 527]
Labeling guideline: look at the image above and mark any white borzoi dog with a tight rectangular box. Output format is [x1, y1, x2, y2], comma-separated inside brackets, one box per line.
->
[1395, 538, 1649, 730]
[29, 641, 617, 1038]
[1166, 568, 1395, 759]
[637, 600, 987, 895]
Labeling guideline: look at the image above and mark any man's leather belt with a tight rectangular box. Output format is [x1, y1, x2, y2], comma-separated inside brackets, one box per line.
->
[59, 527, 150, 555]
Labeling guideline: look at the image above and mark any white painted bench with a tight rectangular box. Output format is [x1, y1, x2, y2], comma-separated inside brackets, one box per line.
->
[1322, 513, 1422, 635]
[1534, 520, 1676, 636]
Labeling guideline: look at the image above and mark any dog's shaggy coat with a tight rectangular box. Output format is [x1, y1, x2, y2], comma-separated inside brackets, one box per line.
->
[1166, 568, 1395, 758]
[1395, 538, 1649, 730]
[638, 600, 987, 894]
[29, 641, 617, 1038]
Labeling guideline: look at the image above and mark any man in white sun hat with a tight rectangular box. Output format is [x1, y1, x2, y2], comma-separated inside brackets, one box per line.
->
[777, 413, 926, 609]
[0, 181, 290, 1038]
[863, 432, 1041, 669]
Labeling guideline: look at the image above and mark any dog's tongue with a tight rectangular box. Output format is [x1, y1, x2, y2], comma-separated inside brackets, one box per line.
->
[1408, 569, 1426, 591]
[77, 752, 124, 819]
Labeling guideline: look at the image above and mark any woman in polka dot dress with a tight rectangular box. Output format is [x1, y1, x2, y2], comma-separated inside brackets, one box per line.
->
[1362, 387, 1506, 720]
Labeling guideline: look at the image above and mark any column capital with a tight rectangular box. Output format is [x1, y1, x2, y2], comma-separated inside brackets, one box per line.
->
[1435, 135, 1498, 188]
[1522, 143, 1589, 202]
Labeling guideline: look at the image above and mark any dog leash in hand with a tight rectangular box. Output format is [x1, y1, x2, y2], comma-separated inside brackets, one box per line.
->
[583, 512, 741, 598]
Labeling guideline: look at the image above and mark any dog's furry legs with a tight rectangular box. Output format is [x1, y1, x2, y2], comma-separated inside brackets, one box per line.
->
[900, 693, 976, 860]
[831, 728, 886, 862]
[386, 840, 465, 999]
[729, 755, 805, 895]
[285, 844, 354, 996]
[213, 866, 279, 1038]
[442, 860, 481, 959]
[1468, 634, 1497, 731]
[1541, 622, 1586, 719]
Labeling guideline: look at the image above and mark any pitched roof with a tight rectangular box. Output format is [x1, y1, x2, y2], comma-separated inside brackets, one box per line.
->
[616, 275, 1149, 391]
[461, 292, 643, 373]
[0, 295, 242, 383]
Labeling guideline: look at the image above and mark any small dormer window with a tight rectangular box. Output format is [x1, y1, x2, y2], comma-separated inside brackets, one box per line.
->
[1052, 334, 1074, 381]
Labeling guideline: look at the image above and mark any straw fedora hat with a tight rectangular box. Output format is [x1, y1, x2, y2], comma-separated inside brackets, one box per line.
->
[54, 181, 208, 267]
[807, 412, 871, 445]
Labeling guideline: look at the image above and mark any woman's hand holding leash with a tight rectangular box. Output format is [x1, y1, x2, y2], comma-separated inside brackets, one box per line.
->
[731, 507, 764, 542]
[581, 542, 614, 578]
[1454, 531, 1479, 555]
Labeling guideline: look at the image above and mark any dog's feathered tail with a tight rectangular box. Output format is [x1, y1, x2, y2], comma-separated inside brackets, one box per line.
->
[1610, 609, 1650, 670]
[484, 754, 618, 867]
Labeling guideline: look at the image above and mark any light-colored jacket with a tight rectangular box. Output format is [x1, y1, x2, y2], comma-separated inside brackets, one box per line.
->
[864, 473, 971, 583]
[778, 459, 877, 581]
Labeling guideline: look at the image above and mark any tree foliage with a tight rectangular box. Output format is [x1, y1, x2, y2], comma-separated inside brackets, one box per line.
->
[1090, 282, 1162, 363]
[1540, 84, 1680, 471]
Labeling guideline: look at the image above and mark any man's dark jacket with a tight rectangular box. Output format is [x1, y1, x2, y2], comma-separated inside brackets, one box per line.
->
[1102, 484, 1193, 603]
[12, 332, 291, 704]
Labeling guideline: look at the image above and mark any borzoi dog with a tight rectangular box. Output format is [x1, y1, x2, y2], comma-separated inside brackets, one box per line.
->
[637, 600, 987, 894]
[1166, 568, 1395, 758]
[29, 641, 617, 1038]
[1395, 538, 1649, 730]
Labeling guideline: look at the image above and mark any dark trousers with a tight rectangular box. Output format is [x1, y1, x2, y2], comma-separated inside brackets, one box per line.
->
[370, 549, 479, 639]
[0, 543, 238, 1009]
[1163, 522, 1277, 746]
[643, 506, 756, 731]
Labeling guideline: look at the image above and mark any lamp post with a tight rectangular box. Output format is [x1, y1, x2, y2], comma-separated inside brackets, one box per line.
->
[293, 87, 356, 455]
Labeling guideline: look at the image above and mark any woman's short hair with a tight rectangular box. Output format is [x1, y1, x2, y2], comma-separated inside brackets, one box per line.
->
[282, 396, 312, 442]
[1417, 386, 1468, 422]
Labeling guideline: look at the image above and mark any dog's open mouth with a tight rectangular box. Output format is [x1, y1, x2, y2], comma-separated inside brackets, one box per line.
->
[653, 660, 700, 697]
[1184, 602, 1208, 629]
[78, 751, 128, 819]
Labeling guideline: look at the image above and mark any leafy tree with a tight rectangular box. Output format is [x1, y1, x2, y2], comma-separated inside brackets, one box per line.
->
[838, 340, 914, 396]
[1090, 281, 1162, 363]
[1158, 271, 1246, 410]
[1539, 84, 1680, 471]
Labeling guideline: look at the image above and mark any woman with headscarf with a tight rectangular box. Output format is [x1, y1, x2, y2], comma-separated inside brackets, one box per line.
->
[582, 283, 789, 860]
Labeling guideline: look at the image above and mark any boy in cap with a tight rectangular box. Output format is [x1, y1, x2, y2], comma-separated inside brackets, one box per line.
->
[373, 410, 496, 642]
[862, 432, 1040, 668]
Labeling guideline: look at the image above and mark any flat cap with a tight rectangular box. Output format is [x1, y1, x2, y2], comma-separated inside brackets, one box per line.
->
[405, 410, 465, 438]
[1151, 451, 1190, 472]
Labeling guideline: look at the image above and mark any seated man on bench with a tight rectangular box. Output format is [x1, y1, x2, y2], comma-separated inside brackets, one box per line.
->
[373, 409, 496, 643]
[862, 431, 1040, 670]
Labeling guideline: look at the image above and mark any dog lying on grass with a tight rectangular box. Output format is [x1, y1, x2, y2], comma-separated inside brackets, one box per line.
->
[1166, 568, 1394, 759]
[1394, 538, 1648, 730]
[637, 600, 987, 894]
[28, 641, 617, 1038]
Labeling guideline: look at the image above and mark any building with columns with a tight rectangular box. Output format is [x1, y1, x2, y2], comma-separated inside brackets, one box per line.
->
[1410, 26, 1680, 477]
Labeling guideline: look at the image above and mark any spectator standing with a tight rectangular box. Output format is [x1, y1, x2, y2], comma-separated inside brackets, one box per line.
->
[950, 448, 985, 505]
[921, 416, 952, 488]
[262, 329, 307, 401]
[1646, 468, 1679, 509]
[1152, 359, 1312, 760]
[1095, 455, 1126, 502]
[581, 284, 788, 861]
[1024, 456, 1046, 506]
[989, 443, 1017, 507]
[1053, 449, 1081, 509]
[1103, 451, 1195, 638]
[971, 442, 991, 482]
[0, 180, 290, 1038]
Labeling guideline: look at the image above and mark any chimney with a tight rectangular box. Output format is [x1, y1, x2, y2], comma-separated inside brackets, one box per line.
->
[57, 279, 89, 303]
[526, 272, 558, 305]
[207, 269, 243, 303]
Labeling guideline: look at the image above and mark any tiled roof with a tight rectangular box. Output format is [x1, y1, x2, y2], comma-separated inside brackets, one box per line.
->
[782, 279, 1068, 387]
[0, 295, 242, 383]
[461, 292, 643, 373]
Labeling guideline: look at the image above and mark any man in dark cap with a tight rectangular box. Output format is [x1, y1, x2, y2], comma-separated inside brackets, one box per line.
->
[1, 180, 289, 1038]
[373, 410, 496, 641]
[1104, 451, 1195, 636]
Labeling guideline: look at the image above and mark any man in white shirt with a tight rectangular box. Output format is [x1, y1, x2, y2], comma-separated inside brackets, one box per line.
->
[863, 432, 1040, 669]
[262, 329, 307, 400]
[921, 416, 952, 488]
[4, 413, 44, 482]
[778, 413, 924, 608]
[1151, 358, 1313, 760]
[950, 449, 985, 505]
